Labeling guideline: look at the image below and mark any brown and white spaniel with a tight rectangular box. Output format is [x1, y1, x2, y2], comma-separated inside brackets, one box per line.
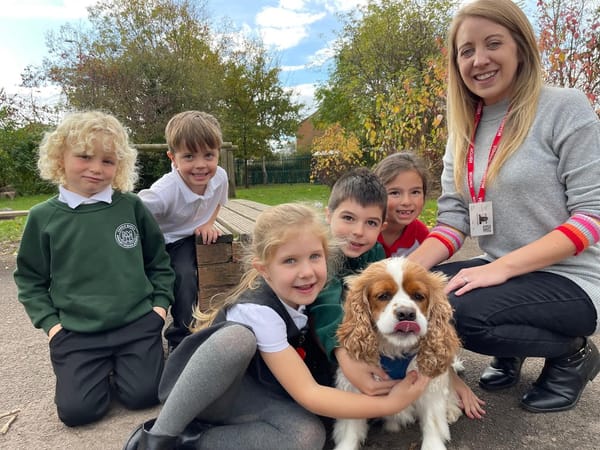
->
[333, 257, 462, 450]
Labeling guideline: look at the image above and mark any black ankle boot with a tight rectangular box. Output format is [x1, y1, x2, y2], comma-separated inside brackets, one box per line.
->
[479, 356, 524, 391]
[176, 419, 211, 450]
[521, 338, 600, 413]
[122, 419, 177, 450]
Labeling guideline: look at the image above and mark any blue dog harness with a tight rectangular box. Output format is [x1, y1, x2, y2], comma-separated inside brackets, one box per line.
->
[380, 354, 416, 380]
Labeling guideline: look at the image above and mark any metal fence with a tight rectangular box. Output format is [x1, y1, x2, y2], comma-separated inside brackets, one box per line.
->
[234, 154, 311, 186]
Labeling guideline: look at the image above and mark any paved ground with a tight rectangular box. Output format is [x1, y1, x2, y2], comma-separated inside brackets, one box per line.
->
[1, 238, 599, 449]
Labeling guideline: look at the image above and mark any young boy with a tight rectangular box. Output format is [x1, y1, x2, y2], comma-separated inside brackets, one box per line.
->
[308, 170, 486, 417]
[307, 167, 390, 389]
[14, 111, 175, 426]
[138, 111, 228, 352]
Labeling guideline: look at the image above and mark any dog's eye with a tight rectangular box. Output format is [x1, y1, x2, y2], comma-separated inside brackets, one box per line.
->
[376, 292, 392, 302]
[411, 292, 425, 302]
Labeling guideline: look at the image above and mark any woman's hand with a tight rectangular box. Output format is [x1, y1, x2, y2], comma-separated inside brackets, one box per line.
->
[445, 262, 509, 295]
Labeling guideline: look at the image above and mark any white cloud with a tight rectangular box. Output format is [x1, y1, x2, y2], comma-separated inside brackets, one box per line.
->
[256, 6, 325, 50]
[0, 0, 98, 19]
[287, 83, 318, 116]
[306, 43, 336, 68]
[318, 0, 369, 14]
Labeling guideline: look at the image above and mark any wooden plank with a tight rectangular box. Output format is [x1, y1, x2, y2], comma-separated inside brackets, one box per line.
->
[196, 242, 234, 265]
[230, 199, 269, 214]
[0, 210, 28, 220]
[215, 208, 256, 237]
[222, 202, 266, 222]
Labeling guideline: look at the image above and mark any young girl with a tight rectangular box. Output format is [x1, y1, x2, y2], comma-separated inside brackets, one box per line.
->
[373, 152, 430, 258]
[124, 203, 430, 450]
[14, 111, 174, 426]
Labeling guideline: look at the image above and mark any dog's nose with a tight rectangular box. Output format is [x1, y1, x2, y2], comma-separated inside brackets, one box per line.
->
[395, 306, 416, 322]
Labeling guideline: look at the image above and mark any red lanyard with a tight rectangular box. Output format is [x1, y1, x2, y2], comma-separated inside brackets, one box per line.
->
[467, 101, 509, 203]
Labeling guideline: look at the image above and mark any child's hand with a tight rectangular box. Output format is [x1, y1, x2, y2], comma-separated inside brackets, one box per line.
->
[451, 369, 486, 419]
[195, 224, 221, 244]
[152, 306, 167, 321]
[48, 324, 63, 341]
[335, 347, 398, 395]
[389, 370, 430, 403]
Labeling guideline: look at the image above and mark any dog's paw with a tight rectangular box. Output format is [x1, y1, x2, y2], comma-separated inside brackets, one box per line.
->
[451, 356, 465, 375]
[446, 402, 463, 424]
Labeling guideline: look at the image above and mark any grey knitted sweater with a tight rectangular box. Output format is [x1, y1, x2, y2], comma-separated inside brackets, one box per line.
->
[438, 86, 600, 332]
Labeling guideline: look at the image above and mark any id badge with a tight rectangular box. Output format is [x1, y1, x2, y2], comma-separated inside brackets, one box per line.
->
[469, 201, 493, 236]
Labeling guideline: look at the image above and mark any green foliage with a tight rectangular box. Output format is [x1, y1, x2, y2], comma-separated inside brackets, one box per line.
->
[0, 97, 54, 195]
[309, 123, 363, 187]
[315, 0, 455, 155]
[34, 0, 299, 157]
[219, 38, 301, 186]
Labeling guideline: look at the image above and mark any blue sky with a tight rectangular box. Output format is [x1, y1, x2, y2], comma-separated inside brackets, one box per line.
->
[0, 0, 369, 116]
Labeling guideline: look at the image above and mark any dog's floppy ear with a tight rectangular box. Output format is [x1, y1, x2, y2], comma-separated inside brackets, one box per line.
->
[416, 270, 461, 378]
[336, 271, 380, 366]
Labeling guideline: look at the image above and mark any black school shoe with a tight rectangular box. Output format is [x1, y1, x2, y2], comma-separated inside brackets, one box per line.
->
[123, 418, 209, 450]
[122, 419, 176, 450]
[520, 338, 600, 413]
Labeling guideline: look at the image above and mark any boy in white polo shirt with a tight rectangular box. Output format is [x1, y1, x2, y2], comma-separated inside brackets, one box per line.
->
[139, 111, 228, 352]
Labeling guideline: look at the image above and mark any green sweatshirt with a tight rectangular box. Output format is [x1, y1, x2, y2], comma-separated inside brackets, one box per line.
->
[308, 243, 385, 362]
[14, 192, 175, 334]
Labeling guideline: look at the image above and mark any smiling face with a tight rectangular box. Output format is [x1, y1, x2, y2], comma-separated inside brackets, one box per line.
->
[62, 140, 117, 197]
[168, 145, 219, 195]
[326, 199, 385, 259]
[384, 170, 425, 234]
[455, 16, 520, 105]
[254, 228, 328, 310]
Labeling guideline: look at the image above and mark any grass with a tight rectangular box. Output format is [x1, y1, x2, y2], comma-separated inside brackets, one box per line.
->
[0, 183, 438, 245]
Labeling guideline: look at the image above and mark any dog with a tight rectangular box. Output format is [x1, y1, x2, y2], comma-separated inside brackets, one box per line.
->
[333, 257, 463, 450]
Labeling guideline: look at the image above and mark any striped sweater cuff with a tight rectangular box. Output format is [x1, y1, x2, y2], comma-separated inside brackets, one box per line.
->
[428, 225, 464, 257]
[555, 213, 600, 255]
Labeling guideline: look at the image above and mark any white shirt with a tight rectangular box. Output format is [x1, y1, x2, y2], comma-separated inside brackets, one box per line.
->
[226, 302, 308, 353]
[58, 185, 113, 209]
[138, 166, 228, 243]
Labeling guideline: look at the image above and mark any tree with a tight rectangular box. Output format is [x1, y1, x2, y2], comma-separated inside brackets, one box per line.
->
[314, 0, 455, 170]
[310, 123, 363, 187]
[37, 0, 225, 143]
[537, 0, 600, 109]
[364, 44, 447, 170]
[219, 37, 301, 187]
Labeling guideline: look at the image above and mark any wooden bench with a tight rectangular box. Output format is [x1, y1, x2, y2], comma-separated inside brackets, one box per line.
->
[0, 210, 29, 220]
[196, 198, 270, 310]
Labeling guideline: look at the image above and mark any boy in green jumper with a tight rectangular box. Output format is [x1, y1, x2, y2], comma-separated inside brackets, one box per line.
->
[14, 111, 175, 426]
[309, 168, 486, 416]
[307, 168, 399, 394]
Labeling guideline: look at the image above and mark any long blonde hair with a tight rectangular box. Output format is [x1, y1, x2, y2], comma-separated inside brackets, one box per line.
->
[190, 202, 335, 331]
[446, 0, 542, 192]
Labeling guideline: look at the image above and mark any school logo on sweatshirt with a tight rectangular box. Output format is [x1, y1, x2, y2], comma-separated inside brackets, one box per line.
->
[115, 223, 139, 249]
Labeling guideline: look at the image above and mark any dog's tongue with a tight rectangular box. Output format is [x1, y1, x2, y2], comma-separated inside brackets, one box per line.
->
[395, 321, 420, 333]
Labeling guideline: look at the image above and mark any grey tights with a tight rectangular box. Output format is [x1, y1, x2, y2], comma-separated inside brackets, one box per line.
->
[151, 324, 326, 450]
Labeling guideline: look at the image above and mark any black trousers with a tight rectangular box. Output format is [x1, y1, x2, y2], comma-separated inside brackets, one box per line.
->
[164, 235, 198, 348]
[49, 311, 165, 427]
[435, 258, 597, 359]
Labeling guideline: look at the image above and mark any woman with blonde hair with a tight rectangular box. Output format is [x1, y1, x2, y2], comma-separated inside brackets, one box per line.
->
[408, 0, 600, 413]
